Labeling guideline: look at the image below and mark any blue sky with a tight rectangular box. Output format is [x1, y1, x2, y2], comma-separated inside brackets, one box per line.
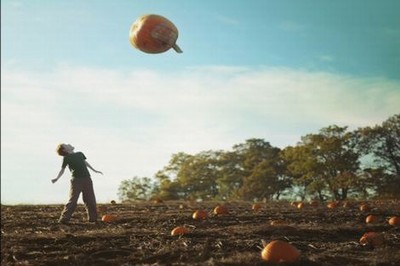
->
[2, 0, 400, 204]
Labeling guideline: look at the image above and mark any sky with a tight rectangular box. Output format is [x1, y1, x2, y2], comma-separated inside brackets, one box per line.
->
[2, 0, 400, 205]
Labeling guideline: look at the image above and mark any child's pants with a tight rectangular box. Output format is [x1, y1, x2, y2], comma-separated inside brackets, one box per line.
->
[59, 177, 97, 222]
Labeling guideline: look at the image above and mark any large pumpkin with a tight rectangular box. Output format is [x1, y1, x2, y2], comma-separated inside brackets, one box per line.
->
[261, 240, 300, 263]
[129, 14, 182, 54]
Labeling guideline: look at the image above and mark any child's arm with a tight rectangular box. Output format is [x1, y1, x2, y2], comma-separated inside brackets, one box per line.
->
[85, 161, 103, 175]
[52, 167, 66, 183]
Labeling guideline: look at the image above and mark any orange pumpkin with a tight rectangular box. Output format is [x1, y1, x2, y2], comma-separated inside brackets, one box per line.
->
[101, 214, 118, 223]
[261, 240, 300, 263]
[359, 204, 370, 212]
[365, 215, 379, 224]
[171, 226, 189, 236]
[327, 202, 338, 209]
[213, 205, 229, 216]
[129, 14, 182, 54]
[359, 232, 384, 247]
[192, 210, 208, 220]
[388, 216, 400, 226]
[297, 202, 305, 209]
[252, 203, 263, 212]
[153, 198, 163, 204]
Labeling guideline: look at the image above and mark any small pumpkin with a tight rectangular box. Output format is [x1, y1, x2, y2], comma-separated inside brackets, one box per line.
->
[171, 226, 189, 236]
[359, 232, 384, 247]
[388, 216, 400, 226]
[153, 198, 163, 204]
[101, 214, 118, 223]
[192, 210, 208, 220]
[297, 202, 305, 209]
[365, 215, 379, 224]
[327, 202, 338, 209]
[359, 204, 370, 212]
[129, 14, 182, 54]
[213, 205, 229, 216]
[261, 240, 300, 263]
[252, 203, 263, 212]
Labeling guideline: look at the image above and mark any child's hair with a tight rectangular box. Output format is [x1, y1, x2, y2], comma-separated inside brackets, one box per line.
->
[56, 144, 68, 156]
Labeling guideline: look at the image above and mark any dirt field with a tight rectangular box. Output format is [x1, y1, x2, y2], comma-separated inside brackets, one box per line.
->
[1, 200, 400, 265]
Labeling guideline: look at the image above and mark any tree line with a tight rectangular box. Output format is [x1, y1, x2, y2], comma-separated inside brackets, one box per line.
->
[118, 114, 400, 202]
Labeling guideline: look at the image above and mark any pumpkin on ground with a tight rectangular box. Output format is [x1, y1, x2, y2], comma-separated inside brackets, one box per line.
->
[252, 203, 263, 212]
[101, 214, 118, 223]
[359, 232, 384, 247]
[359, 204, 371, 212]
[297, 202, 305, 209]
[153, 198, 163, 204]
[366, 215, 379, 224]
[261, 240, 301, 263]
[192, 210, 208, 220]
[327, 202, 338, 209]
[171, 226, 189, 236]
[213, 205, 229, 216]
[388, 216, 400, 226]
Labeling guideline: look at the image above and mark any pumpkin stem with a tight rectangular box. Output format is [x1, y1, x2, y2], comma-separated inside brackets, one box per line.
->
[172, 43, 183, 53]
[261, 239, 268, 247]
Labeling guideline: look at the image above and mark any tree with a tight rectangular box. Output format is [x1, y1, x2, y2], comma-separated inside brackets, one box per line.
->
[281, 144, 325, 201]
[240, 159, 290, 201]
[282, 126, 361, 201]
[233, 139, 289, 201]
[118, 176, 154, 202]
[354, 114, 400, 197]
[120, 114, 398, 201]
[215, 150, 246, 200]
[153, 152, 192, 200]
[356, 114, 400, 175]
[176, 151, 220, 200]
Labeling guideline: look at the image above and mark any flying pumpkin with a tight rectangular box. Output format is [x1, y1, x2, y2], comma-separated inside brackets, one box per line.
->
[129, 14, 182, 54]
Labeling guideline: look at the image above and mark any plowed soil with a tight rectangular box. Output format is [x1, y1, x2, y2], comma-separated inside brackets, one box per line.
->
[1, 200, 400, 265]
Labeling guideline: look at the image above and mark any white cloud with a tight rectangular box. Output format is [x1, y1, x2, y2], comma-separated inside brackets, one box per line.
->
[2, 65, 399, 204]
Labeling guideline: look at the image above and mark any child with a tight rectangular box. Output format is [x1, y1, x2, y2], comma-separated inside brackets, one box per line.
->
[52, 143, 103, 224]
